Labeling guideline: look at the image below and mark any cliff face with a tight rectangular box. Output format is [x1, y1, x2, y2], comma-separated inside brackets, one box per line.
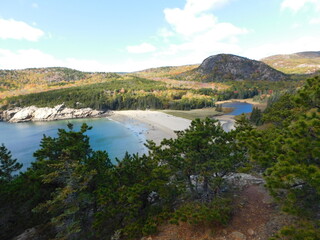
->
[0, 104, 106, 123]
[178, 54, 288, 82]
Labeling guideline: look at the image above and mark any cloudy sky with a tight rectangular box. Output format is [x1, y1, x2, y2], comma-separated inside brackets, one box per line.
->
[0, 0, 319, 72]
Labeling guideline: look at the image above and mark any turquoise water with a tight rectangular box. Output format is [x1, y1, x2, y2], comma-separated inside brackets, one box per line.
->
[222, 102, 253, 115]
[0, 118, 147, 171]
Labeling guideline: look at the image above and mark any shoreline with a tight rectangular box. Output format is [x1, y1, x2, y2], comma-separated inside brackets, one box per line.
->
[108, 110, 192, 145]
[107, 110, 237, 145]
[1, 104, 240, 146]
[215, 98, 267, 110]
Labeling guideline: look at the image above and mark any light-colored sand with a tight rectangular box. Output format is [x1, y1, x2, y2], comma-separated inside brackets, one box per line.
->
[108, 110, 236, 146]
[108, 110, 192, 145]
[215, 98, 267, 110]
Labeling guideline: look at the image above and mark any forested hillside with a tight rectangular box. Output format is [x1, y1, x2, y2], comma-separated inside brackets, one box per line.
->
[1, 73, 303, 113]
[2, 76, 217, 111]
[0, 75, 319, 240]
[262, 51, 320, 74]
[0, 67, 120, 99]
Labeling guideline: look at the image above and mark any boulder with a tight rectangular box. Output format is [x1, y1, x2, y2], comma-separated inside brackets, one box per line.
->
[9, 106, 37, 122]
[33, 107, 56, 121]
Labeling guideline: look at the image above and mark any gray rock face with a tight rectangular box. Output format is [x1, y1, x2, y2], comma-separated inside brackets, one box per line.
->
[0, 104, 106, 123]
[196, 54, 288, 81]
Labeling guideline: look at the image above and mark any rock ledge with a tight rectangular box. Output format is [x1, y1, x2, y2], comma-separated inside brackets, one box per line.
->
[0, 104, 106, 123]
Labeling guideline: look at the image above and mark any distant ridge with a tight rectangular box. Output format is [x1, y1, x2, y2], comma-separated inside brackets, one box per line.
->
[133, 64, 199, 78]
[261, 51, 320, 74]
[176, 54, 288, 82]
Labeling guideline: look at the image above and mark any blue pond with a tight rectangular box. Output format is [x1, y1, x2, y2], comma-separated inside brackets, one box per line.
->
[0, 118, 147, 171]
[222, 101, 253, 115]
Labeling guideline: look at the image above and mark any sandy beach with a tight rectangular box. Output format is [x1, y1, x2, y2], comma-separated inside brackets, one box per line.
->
[108, 110, 192, 145]
[108, 110, 236, 145]
[215, 98, 267, 110]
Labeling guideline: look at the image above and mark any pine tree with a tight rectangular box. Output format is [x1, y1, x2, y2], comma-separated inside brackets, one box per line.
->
[32, 123, 112, 239]
[148, 118, 245, 202]
[0, 144, 22, 182]
[249, 107, 263, 126]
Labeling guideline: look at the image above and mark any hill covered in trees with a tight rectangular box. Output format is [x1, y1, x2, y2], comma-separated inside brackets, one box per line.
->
[1, 76, 217, 111]
[0, 67, 120, 99]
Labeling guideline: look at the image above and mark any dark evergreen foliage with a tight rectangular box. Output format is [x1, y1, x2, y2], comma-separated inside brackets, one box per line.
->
[0, 144, 22, 182]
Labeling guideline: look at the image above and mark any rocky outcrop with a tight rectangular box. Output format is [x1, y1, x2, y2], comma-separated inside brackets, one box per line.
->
[0, 104, 106, 123]
[178, 54, 288, 82]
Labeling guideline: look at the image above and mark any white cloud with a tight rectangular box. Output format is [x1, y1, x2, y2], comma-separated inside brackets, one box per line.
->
[244, 36, 320, 59]
[0, 18, 44, 41]
[151, 0, 247, 64]
[120, 0, 247, 70]
[163, 0, 232, 37]
[309, 17, 320, 24]
[126, 43, 157, 54]
[0, 49, 62, 69]
[158, 28, 174, 39]
[281, 0, 320, 12]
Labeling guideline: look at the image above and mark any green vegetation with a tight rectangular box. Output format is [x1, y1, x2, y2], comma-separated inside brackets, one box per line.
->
[218, 80, 302, 102]
[0, 117, 244, 239]
[2, 76, 217, 111]
[2, 73, 303, 113]
[242, 76, 320, 238]
[0, 72, 319, 239]
[0, 67, 122, 100]
[0, 144, 22, 182]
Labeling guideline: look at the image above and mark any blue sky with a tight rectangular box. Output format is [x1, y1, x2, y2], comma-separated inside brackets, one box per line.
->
[0, 0, 319, 72]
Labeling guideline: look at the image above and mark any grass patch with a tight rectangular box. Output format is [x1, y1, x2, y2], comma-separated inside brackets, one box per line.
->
[161, 108, 222, 120]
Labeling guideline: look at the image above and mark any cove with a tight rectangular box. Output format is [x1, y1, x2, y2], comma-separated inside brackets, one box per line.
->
[222, 101, 253, 115]
[0, 118, 147, 172]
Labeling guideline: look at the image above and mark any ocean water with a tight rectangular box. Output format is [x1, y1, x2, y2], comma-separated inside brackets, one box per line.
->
[222, 102, 253, 115]
[0, 118, 147, 171]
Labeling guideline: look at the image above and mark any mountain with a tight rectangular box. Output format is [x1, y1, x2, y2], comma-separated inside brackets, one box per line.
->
[176, 54, 288, 82]
[261, 51, 320, 74]
[0, 67, 120, 99]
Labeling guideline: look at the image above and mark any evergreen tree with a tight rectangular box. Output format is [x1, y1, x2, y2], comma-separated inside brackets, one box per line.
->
[264, 112, 320, 218]
[0, 144, 22, 182]
[32, 123, 112, 239]
[249, 107, 263, 126]
[148, 118, 245, 202]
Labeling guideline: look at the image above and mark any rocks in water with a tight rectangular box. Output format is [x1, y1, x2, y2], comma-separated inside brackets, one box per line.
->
[0, 103, 106, 123]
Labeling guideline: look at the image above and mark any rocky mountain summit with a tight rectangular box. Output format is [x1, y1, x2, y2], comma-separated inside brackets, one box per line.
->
[177, 54, 288, 82]
[0, 103, 106, 123]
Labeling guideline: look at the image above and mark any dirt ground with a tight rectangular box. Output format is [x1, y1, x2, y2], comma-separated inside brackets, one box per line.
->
[146, 181, 293, 240]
